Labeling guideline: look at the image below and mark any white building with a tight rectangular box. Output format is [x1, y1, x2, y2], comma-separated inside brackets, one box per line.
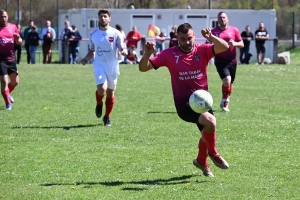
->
[58, 8, 276, 63]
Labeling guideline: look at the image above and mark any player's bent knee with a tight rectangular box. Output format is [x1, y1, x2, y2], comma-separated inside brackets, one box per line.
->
[198, 112, 216, 131]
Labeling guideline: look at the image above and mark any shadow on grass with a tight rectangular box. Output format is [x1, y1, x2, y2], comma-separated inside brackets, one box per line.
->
[147, 111, 176, 114]
[41, 174, 209, 190]
[12, 124, 99, 130]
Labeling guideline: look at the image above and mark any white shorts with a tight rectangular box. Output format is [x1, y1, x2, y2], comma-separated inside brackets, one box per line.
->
[94, 67, 118, 90]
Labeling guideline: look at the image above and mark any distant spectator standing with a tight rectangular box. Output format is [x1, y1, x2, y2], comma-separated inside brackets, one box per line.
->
[68, 25, 82, 64]
[14, 24, 23, 64]
[126, 26, 142, 49]
[255, 22, 269, 65]
[23, 20, 35, 64]
[169, 25, 178, 48]
[240, 25, 253, 64]
[59, 20, 72, 63]
[41, 20, 56, 63]
[115, 24, 126, 62]
[155, 31, 166, 54]
[42, 28, 53, 64]
[27, 26, 40, 64]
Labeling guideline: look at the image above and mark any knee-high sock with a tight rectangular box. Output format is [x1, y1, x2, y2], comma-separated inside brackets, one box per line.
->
[202, 130, 218, 156]
[105, 97, 115, 117]
[197, 137, 208, 166]
[222, 85, 231, 99]
[2, 89, 11, 105]
[8, 83, 15, 93]
[95, 90, 104, 105]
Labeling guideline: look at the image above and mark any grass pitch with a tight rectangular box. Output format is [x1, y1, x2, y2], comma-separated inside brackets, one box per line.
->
[0, 51, 300, 199]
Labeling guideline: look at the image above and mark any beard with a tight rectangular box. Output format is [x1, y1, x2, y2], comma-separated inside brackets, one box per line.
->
[179, 43, 193, 53]
[99, 21, 108, 28]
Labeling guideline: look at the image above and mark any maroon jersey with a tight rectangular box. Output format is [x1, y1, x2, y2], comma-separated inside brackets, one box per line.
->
[150, 44, 214, 108]
[0, 23, 19, 61]
[211, 26, 242, 64]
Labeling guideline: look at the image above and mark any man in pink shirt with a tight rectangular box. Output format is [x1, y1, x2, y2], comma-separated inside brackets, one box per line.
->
[209, 12, 244, 112]
[0, 10, 22, 110]
[126, 26, 142, 49]
[139, 23, 229, 177]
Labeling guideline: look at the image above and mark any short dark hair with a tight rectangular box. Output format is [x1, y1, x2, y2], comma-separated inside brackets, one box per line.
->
[98, 9, 111, 17]
[218, 11, 227, 17]
[177, 23, 193, 34]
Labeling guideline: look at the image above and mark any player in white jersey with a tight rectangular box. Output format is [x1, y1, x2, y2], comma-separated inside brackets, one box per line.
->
[80, 9, 127, 126]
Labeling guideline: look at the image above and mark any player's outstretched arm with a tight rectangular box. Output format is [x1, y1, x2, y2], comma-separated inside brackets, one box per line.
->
[201, 28, 229, 55]
[139, 41, 155, 72]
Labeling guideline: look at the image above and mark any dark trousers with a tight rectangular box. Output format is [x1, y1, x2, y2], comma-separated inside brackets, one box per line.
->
[239, 46, 250, 64]
[14, 45, 22, 64]
[25, 43, 31, 64]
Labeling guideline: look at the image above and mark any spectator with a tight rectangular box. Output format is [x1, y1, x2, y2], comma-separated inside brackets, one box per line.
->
[27, 25, 40, 64]
[123, 45, 139, 64]
[40, 20, 56, 63]
[169, 25, 178, 48]
[126, 26, 142, 49]
[115, 24, 126, 62]
[14, 24, 23, 64]
[59, 20, 72, 63]
[255, 22, 269, 65]
[23, 20, 35, 64]
[155, 31, 166, 54]
[68, 25, 82, 64]
[42, 28, 53, 64]
[240, 25, 253, 64]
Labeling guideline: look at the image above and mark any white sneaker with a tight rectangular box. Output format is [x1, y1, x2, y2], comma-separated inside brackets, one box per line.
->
[207, 151, 229, 169]
[220, 98, 230, 112]
[193, 159, 214, 177]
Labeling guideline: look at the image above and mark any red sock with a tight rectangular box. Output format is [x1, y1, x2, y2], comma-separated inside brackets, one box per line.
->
[202, 130, 218, 156]
[2, 89, 11, 105]
[197, 137, 208, 166]
[105, 97, 115, 117]
[222, 85, 230, 99]
[95, 90, 104, 105]
[229, 84, 233, 96]
[8, 83, 15, 93]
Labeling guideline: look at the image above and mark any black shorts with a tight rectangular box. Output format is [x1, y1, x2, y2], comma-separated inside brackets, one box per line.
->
[177, 103, 214, 131]
[0, 61, 18, 76]
[256, 44, 266, 54]
[215, 62, 237, 84]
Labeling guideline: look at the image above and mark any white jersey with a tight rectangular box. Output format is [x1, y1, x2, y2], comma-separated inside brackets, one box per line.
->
[89, 26, 126, 75]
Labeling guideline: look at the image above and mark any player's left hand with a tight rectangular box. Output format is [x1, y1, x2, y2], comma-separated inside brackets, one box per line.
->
[13, 33, 20, 40]
[201, 28, 212, 39]
[228, 39, 235, 46]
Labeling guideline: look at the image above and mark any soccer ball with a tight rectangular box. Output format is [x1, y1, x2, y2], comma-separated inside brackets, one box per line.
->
[189, 90, 213, 113]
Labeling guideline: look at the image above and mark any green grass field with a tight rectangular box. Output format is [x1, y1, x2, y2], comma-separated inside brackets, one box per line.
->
[1, 50, 300, 199]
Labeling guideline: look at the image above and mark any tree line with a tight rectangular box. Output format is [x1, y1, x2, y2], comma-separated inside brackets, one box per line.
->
[2, 0, 299, 39]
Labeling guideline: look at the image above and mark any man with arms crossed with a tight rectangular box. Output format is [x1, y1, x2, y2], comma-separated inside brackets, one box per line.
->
[80, 9, 127, 126]
[209, 12, 244, 112]
[255, 22, 269, 65]
[0, 10, 22, 110]
[139, 23, 229, 177]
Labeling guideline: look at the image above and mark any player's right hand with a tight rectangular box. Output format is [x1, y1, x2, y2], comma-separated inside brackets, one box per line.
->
[145, 41, 156, 55]
[80, 58, 88, 65]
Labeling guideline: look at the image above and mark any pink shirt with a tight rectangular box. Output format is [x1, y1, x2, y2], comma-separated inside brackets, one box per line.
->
[211, 26, 242, 64]
[0, 23, 19, 61]
[150, 44, 214, 109]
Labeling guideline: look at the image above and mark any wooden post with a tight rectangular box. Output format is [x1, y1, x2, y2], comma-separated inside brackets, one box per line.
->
[273, 37, 278, 64]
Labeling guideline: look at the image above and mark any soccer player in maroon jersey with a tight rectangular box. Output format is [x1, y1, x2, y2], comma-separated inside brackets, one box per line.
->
[139, 23, 229, 177]
[0, 10, 22, 110]
[209, 12, 244, 112]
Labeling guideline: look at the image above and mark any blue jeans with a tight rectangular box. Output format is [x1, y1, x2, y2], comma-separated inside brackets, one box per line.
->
[240, 46, 250, 64]
[29, 45, 38, 64]
[69, 46, 79, 64]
